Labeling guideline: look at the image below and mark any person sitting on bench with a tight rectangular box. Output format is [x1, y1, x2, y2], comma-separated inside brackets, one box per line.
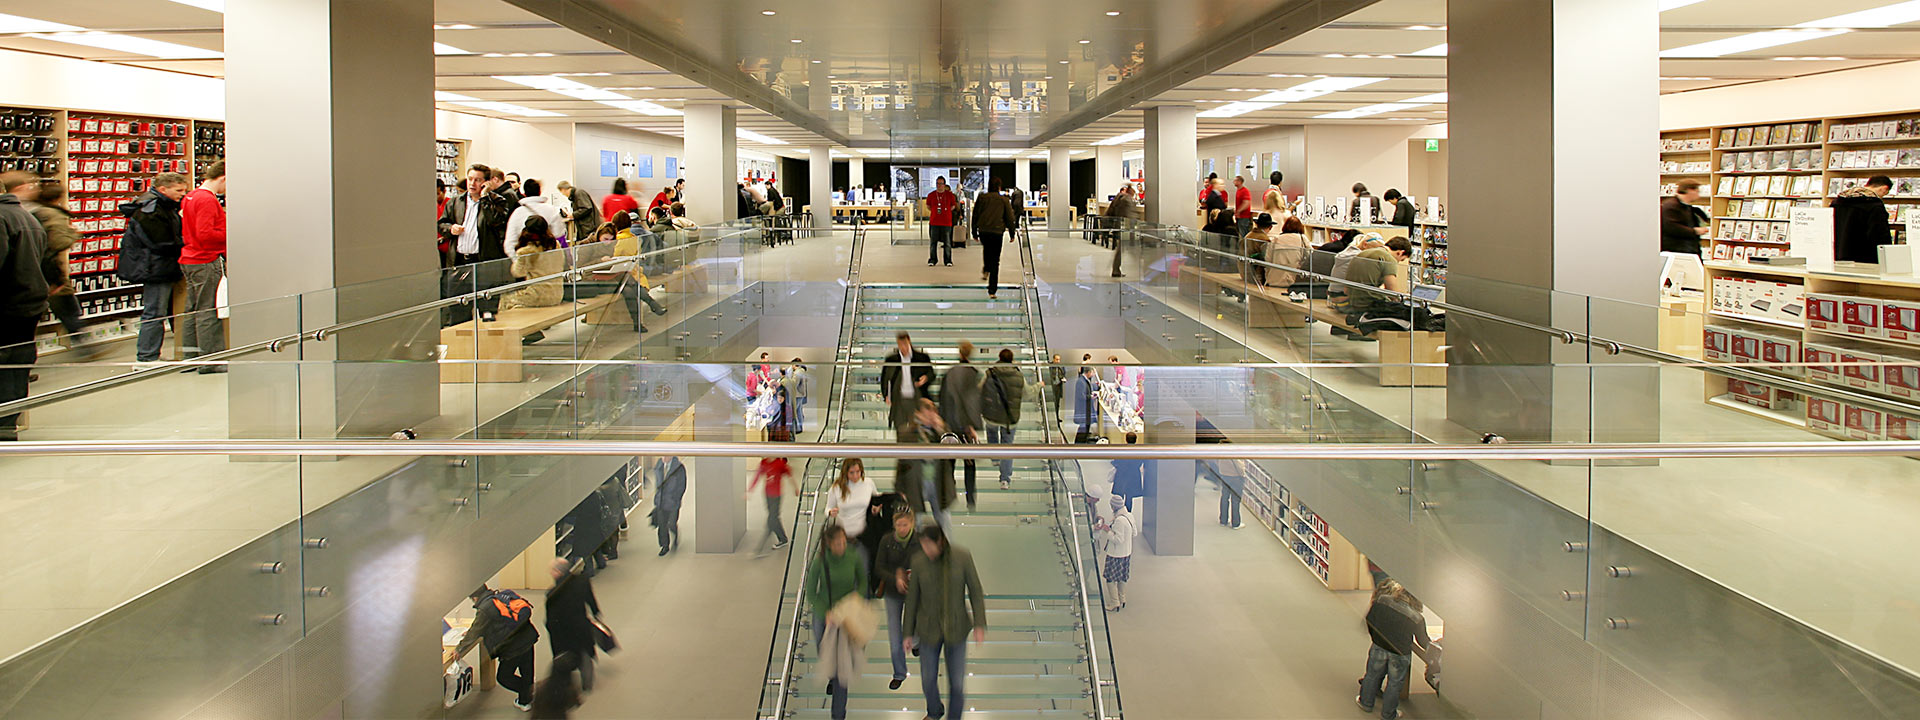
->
[1340, 237, 1413, 342]
[610, 210, 669, 332]
[502, 216, 567, 343]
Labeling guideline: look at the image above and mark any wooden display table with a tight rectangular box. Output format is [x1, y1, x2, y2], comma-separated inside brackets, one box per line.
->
[440, 295, 619, 383]
[1177, 267, 1447, 387]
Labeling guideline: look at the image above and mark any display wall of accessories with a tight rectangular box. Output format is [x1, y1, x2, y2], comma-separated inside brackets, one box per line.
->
[0, 106, 62, 176]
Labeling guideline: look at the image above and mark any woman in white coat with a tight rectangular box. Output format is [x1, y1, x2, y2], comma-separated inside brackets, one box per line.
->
[1097, 494, 1140, 611]
[504, 178, 568, 255]
[826, 459, 879, 566]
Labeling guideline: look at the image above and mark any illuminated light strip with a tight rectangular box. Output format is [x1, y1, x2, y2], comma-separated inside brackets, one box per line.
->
[1093, 129, 1144, 145]
[736, 128, 788, 145]
[24, 31, 219, 59]
[433, 91, 563, 118]
[1200, 76, 1387, 118]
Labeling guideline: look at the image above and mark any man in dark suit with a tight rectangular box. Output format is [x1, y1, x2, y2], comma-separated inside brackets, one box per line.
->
[1073, 365, 1099, 443]
[881, 331, 934, 433]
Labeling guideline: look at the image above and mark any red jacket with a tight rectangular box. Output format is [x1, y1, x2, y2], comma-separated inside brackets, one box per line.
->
[927, 188, 957, 227]
[179, 187, 226, 265]
[602, 193, 639, 222]
[649, 190, 673, 213]
[752, 458, 790, 496]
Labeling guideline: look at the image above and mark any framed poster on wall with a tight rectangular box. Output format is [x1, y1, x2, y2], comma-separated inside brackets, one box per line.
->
[599, 150, 618, 177]
[665, 156, 678, 178]
[637, 154, 654, 178]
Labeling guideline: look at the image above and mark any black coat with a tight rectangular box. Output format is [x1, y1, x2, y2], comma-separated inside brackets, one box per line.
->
[115, 189, 183, 284]
[653, 457, 687, 515]
[881, 348, 934, 427]
[1660, 197, 1709, 255]
[0, 195, 51, 318]
[476, 187, 516, 262]
[1832, 192, 1892, 263]
[545, 572, 602, 657]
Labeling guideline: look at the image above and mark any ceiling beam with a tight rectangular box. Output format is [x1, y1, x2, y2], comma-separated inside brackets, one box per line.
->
[501, 0, 844, 146]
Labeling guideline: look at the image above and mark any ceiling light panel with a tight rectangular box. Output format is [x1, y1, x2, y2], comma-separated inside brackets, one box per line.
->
[1659, 28, 1847, 58]
[1657, 0, 1707, 10]
[1407, 43, 1447, 57]
[165, 0, 224, 11]
[1093, 129, 1144, 146]
[24, 31, 219, 59]
[1804, 1, 1920, 28]
[433, 42, 470, 55]
[0, 12, 77, 33]
[736, 128, 788, 145]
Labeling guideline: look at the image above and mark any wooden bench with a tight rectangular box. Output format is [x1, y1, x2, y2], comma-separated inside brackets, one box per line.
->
[440, 294, 620, 383]
[1177, 267, 1447, 387]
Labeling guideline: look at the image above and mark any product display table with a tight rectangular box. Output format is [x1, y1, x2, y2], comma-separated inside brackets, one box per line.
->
[440, 295, 620, 383]
[1176, 267, 1446, 386]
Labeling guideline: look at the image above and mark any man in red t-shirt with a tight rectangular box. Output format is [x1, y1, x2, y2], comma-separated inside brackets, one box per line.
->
[748, 456, 793, 554]
[179, 160, 228, 369]
[649, 185, 673, 214]
[1233, 175, 1254, 239]
[926, 176, 958, 267]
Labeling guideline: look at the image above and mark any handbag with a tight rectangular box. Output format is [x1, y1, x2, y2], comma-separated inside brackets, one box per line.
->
[590, 615, 619, 653]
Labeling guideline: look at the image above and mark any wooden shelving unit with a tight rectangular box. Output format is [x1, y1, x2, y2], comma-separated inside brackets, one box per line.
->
[1701, 261, 1920, 440]
[1234, 459, 1369, 591]
[1664, 110, 1920, 264]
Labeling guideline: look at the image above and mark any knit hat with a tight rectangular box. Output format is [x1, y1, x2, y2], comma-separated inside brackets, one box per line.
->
[1110, 494, 1126, 509]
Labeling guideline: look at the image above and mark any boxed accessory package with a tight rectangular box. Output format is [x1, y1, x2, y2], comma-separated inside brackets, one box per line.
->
[1805, 294, 1846, 333]
[1726, 378, 1797, 411]
[1703, 325, 1734, 362]
[1885, 413, 1920, 442]
[1843, 404, 1886, 440]
[1806, 396, 1846, 437]
[1882, 298, 1920, 344]
[1804, 342, 1846, 385]
[1838, 348, 1886, 393]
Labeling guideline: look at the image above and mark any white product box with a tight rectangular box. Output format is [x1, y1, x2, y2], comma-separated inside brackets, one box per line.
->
[1758, 333, 1803, 376]
[1726, 378, 1796, 411]
[1885, 360, 1920, 401]
[1885, 414, 1920, 442]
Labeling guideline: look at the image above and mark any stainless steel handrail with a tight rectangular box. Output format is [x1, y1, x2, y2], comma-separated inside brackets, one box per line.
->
[0, 229, 747, 417]
[3, 438, 1915, 460]
[1139, 224, 1920, 422]
[766, 225, 864, 720]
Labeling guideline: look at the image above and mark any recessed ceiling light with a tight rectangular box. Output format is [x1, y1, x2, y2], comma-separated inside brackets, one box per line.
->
[1059, 60, 1069, 64]
[791, 39, 803, 43]
[762, 10, 776, 15]
[531, 52, 553, 57]
[826, 75, 836, 78]
[24, 31, 218, 59]
[1079, 39, 1091, 44]
[1106, 10, 1121, 16]
[1043, 75, 1053, 79]
[811, 59, 822, 63]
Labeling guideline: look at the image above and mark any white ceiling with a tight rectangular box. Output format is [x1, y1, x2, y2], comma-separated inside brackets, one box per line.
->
[4, 0, 1919, 158]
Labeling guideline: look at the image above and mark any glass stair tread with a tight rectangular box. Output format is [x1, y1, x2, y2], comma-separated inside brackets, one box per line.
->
[787, 710, 1091, 719]
[788, 673, 1089, 699]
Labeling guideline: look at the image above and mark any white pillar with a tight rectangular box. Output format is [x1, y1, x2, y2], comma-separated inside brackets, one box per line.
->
[1143, 106, 1196, 225]
[849, 157, 866, 196]
[1096, 145, 1124, 203]
[684, 104, 737, 225]
[1014, 158, 1032, 193]
[1447, 0, 1661, 443]
[809, 145, 833, 230]
[1048, 146, 1072, 237]
[228, 0, 438, 438]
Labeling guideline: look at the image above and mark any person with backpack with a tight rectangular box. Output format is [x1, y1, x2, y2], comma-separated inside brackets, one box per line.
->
[980, 348, 1026, 491]
[117, 172, 190, 363]
[1357, 579, 1431, 720]
[873, 506, 924, 690]
[543, 558, 603, 695]
[455, 584, 541, 711]
[937, 341, 983, 510]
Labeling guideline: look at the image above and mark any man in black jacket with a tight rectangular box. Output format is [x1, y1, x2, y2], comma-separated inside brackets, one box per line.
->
[970, 178, 1020, 299]
[1358, 581, 1431, 720]
[117, 173, 189, 362]
[0, 189, 52, 440]
[881, 331, 934, 431]
[455, 584, 541, 711]
[544, 558, 603, 694]
[1660, 180, 1710, 256]
[651, 456, 687, 555]
[1832, 176, 1893, 263]
[1383, 188, 1417, 234]
[937, 341, 984, 509]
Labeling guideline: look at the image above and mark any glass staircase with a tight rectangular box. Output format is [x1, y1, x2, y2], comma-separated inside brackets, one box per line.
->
[760, 242, 1120, 719]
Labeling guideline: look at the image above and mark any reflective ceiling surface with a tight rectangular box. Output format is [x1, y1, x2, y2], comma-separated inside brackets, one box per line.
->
[514, 0, 1360, 148]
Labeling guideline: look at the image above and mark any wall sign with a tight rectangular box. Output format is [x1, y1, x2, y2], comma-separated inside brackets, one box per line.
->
[1425, 139, 1441, 152]
[637, 154, 654, 178]
[599, 150, 618, 177]
[665, 156, 678, 178]
[619, 152, 638, 178]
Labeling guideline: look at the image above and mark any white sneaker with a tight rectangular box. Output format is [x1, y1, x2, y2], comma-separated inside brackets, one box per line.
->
[513, 699, 532, 712]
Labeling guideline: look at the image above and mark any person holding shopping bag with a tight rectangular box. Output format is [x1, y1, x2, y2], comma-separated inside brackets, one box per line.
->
[808, 524, 873, 720]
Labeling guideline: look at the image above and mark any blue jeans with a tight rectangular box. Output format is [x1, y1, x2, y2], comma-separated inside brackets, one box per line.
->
[1217, 472, 1243, 526]
[1359, 644, 1411, 719]
[919, 636, 968, 719]
[136, 281, 174, 362]
[885, 594, 908, 680]
[987, 423, 1014, 484]
[922, 471, 952, 537]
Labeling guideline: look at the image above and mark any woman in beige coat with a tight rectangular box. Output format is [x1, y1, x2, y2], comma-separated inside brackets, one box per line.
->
[501, 215, 565, 312]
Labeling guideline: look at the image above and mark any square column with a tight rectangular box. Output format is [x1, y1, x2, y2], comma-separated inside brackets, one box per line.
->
[1048, 146, 1072, 237]
[1141, 371, 1197, 556]
[1447, 0, 1662, 444]
[227, 0, 438, 439]
[1143, 106, 1196, 225]
[849, 157, 865, 195]
[1014, 158, 1032, 194]
[1096, 145, 1124, 199]
[684, 104, 737, 225]
[809, 145, 834, 230]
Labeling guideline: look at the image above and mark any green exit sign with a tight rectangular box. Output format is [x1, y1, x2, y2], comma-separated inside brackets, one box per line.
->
[1424, 139, 1440, 152]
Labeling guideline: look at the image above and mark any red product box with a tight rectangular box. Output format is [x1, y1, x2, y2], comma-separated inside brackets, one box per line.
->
[1807, 396, 1846, 436]
[1839, 350, 1884, 392]
[1727, 379, 1789, 410]
[1703, 326, 1733, 362]
[1805, 294, 1844, 333]
[115, 121, 130, 134]
[1730, 333, 1763, 363]
[1844, 405, 1885, 440]
[1886, 414, 1920, 442]
[1841, 297, 1886, 338]
[1760, 336, 1802, 376]
[100, 256, 116, 271]
[1885, 363, 1920, 401]
[1883, 300, 1920, 343]
[1805, 344, 1843, 384]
